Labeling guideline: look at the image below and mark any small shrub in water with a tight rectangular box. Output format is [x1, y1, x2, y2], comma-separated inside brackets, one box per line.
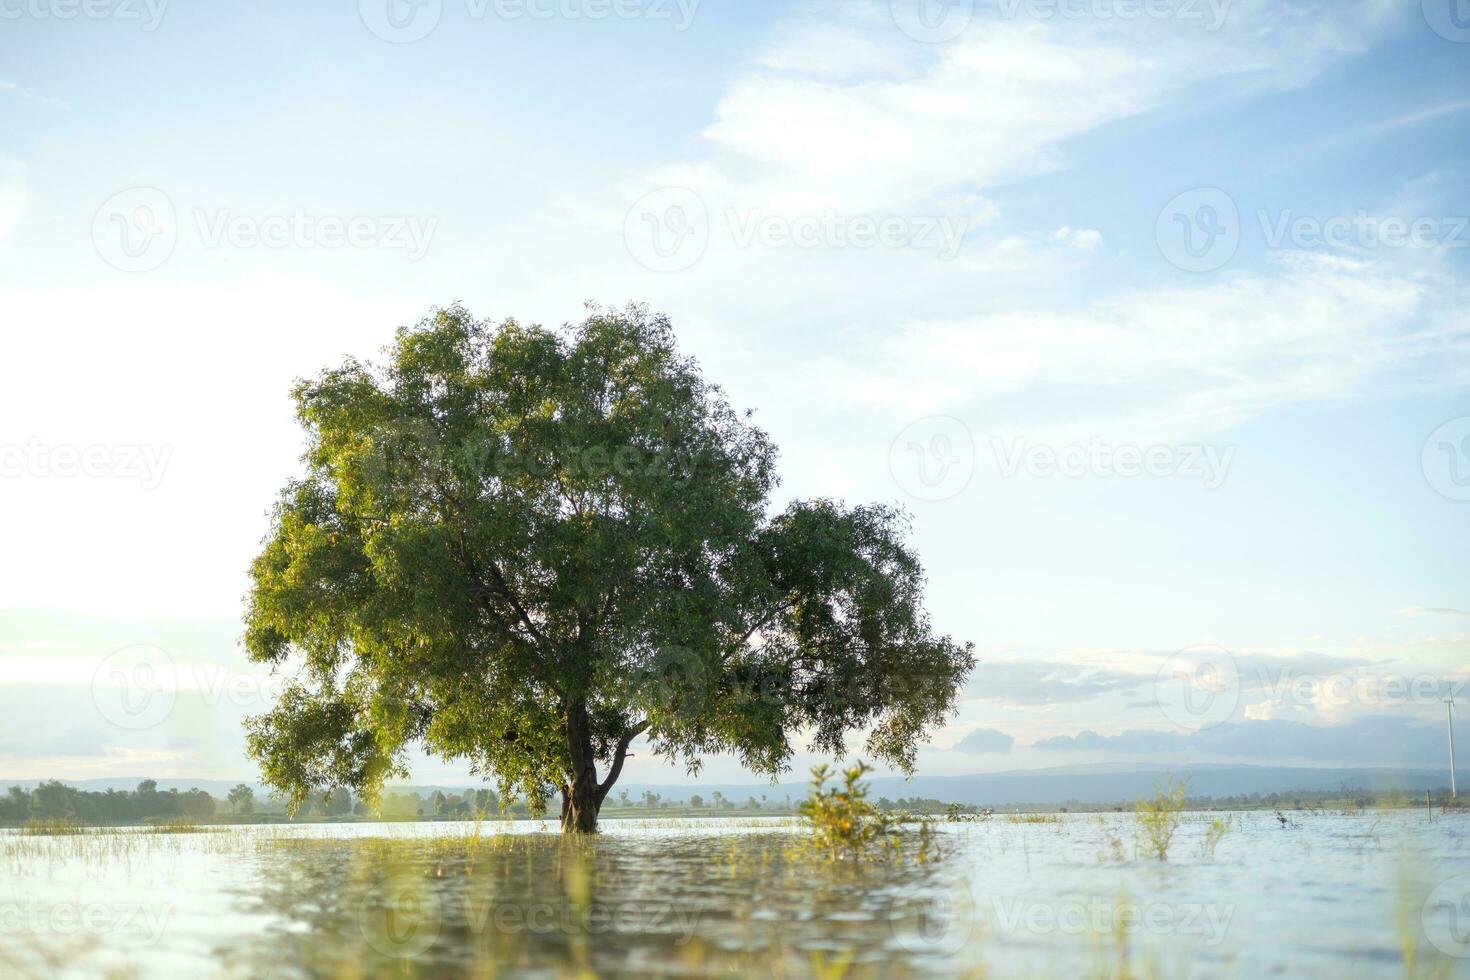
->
[798, 761, 901, 862]
[1134, 772, 1188, 862]
[1200, 816, 1231, 860]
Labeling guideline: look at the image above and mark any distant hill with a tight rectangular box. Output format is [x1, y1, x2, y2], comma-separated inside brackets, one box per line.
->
[619, 762, 1462, 806]
[3, 763, 1459, 806]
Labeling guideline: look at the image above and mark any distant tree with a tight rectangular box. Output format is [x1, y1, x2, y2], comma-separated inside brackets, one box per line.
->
[642, 791, 661, 811]
[31, 781, 74, 820]
[690, 794, 705, 809]
[228, 784, 255, 815]
[1, 786, 28, 823]
[243, 306, 973, 832]
[324, 787, 353, 817]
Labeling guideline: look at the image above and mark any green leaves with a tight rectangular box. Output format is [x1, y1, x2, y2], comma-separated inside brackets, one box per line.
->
[244, 304, 973, 827]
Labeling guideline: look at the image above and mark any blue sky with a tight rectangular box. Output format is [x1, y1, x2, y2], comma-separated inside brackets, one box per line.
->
[1, 0, 1468, 787]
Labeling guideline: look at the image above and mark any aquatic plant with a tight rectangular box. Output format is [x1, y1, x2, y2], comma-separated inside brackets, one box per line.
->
[797, 762, 901, 862]
[1005, 813, 1063, 825]
[1199, 816, 1232, 860]
[1134, 773, 1188, 862]
[20, 818, 88, 837]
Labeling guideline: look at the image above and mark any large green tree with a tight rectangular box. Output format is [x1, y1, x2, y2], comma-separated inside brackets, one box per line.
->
[244, 305, 973, 832]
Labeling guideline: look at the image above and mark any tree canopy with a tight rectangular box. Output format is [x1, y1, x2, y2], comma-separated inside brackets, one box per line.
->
[244, 305, 973, 831]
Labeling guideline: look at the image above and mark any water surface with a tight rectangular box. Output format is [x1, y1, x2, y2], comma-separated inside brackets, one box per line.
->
[3, 810, 1468, 977]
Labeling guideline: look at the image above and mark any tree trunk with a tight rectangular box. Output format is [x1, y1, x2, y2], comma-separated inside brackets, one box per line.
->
[561, 700, 600, 833]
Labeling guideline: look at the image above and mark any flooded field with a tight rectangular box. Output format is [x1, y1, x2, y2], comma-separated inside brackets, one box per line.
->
[2, 810, 1469, 978]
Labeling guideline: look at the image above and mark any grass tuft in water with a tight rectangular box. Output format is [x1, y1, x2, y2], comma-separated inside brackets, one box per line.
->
[1133, 773, 1188, 862]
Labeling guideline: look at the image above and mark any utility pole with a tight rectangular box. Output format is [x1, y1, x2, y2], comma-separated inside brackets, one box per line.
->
[1448, 696, 1458, 799]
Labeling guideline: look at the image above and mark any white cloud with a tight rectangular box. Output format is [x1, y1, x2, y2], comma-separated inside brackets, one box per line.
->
[834, 252, 1462, 443]
[0, 157, 27, 238]
[687, 0, 1406, 215]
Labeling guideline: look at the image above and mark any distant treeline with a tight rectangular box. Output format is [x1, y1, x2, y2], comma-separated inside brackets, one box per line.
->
[0, 780, 535, 826]
[2, 778, 1447, 827]
[1, 780, 219, 825]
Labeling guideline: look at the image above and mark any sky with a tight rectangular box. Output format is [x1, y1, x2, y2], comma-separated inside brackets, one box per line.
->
[0, 0, 1468, 789]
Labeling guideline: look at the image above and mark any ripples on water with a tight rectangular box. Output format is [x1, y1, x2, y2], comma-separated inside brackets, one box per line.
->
[2, 810, 1468, 977]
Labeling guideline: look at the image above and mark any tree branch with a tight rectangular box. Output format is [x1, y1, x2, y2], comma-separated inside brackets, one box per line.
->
[595, 719, 650, 805]
[725, 598, 796, 661]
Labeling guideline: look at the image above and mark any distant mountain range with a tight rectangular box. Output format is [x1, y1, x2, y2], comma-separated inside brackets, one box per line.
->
[4, 763, 1460, 806]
